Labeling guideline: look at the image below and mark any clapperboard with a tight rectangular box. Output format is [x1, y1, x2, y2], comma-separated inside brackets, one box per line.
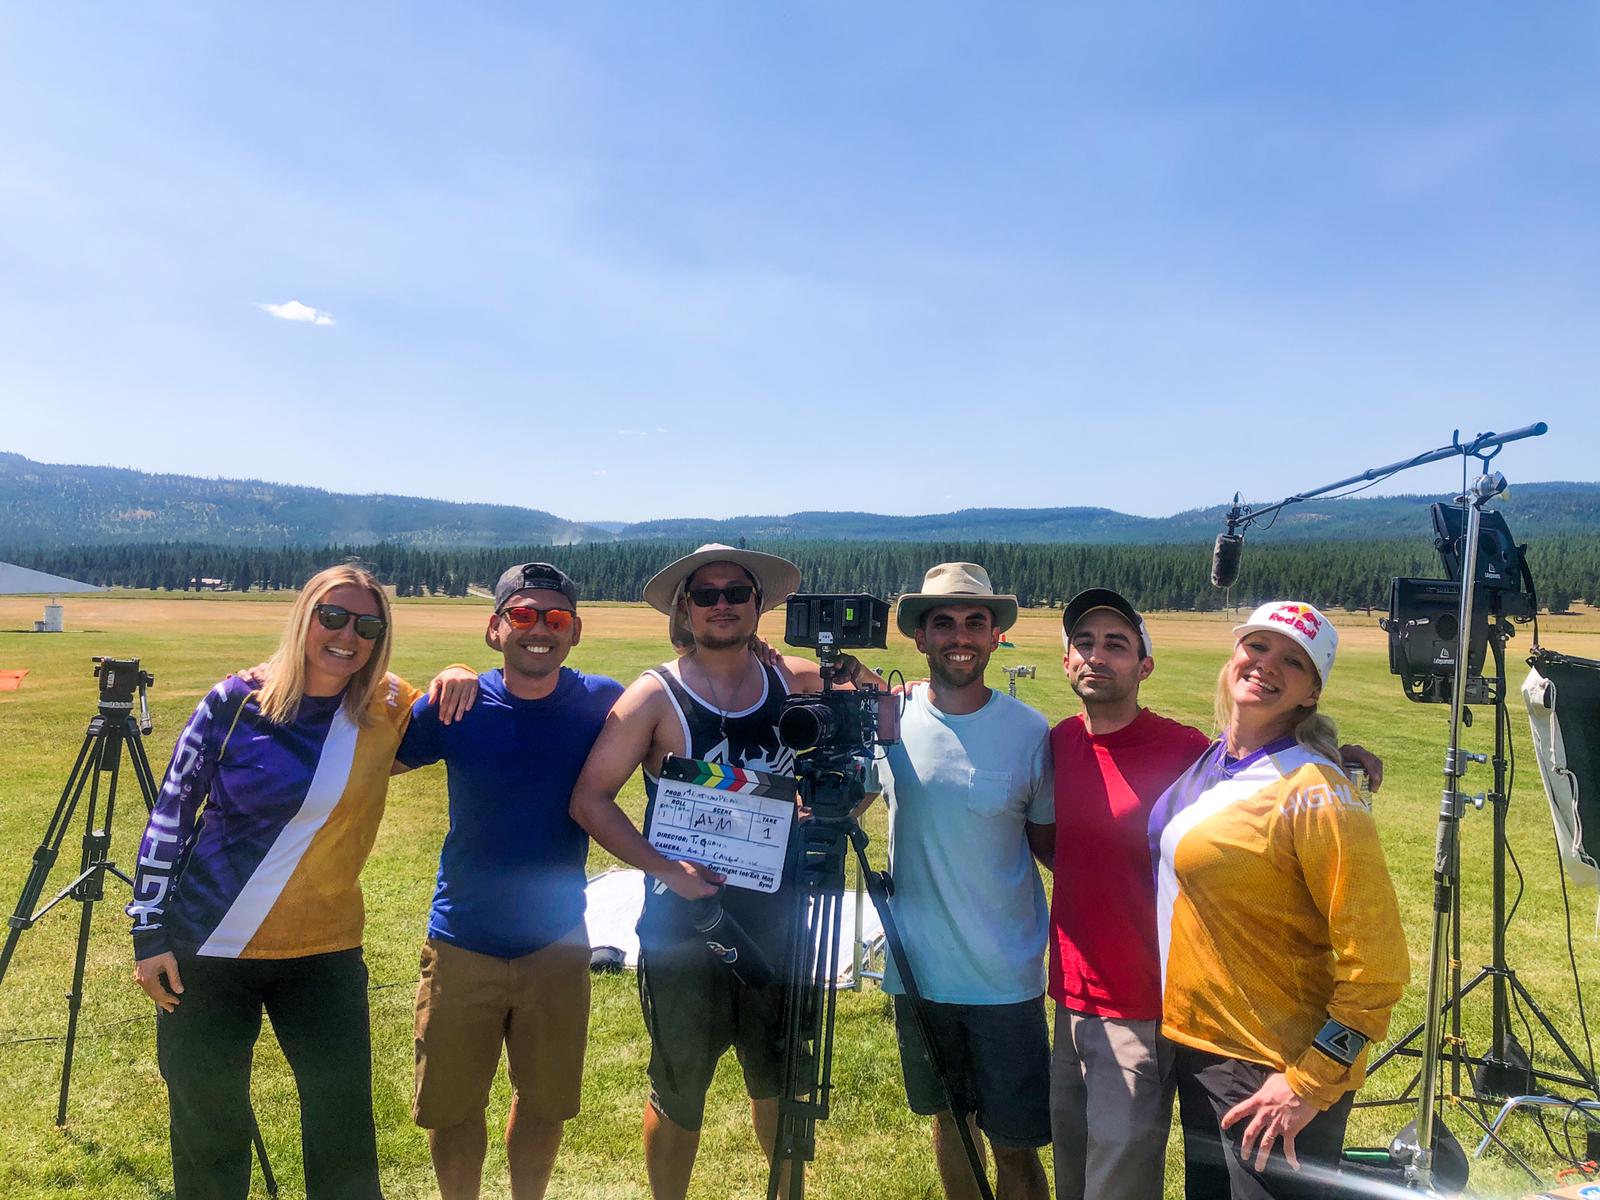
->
[646, 755, 798, 893]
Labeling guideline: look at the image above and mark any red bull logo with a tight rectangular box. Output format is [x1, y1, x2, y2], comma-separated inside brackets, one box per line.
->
[1267, 603, 1322, 640]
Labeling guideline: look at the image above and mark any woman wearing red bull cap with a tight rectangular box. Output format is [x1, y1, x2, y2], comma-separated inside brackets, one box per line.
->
[1148, 601, 1409, 1199]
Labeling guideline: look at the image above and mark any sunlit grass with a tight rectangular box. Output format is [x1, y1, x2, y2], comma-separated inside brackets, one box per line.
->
[2, 595, 1599, 1197]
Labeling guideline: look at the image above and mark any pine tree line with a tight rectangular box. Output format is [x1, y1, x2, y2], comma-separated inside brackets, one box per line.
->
[5, 536, 1599, 613]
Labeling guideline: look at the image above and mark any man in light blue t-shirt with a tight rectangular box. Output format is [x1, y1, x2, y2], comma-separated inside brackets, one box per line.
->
[876, 562, 1054, 1200]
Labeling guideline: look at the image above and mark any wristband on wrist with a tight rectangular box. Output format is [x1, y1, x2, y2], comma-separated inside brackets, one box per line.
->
[1312, 1017, 1368, 1067]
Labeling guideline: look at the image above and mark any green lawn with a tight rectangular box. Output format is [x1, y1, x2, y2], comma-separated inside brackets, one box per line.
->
[2, 594, 1599, 1198]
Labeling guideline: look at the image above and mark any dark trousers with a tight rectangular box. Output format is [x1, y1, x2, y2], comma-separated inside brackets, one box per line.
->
[155, 947, 382, 1200]
[1174, 1044, 1354, 1200]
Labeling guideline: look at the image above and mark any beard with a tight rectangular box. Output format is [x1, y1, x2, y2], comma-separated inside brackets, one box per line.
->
[928, 652, 988, 691]
[693, 628, 748, 651]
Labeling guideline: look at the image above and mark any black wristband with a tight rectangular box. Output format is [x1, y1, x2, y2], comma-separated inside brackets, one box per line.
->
[1312, 1017, 1368, 1067]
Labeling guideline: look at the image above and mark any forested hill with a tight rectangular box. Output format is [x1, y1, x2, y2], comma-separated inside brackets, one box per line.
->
[9, 535, 1600, 613]
[0, 453, 608, 548]
[616, 484, 1600, 543]
[3, 451, 1599, 548]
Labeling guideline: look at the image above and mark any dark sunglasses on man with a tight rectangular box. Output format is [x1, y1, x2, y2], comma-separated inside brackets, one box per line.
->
[499, 606, 576, 633]
[314, 604, 387, 641]
[687, 584, 756, 608]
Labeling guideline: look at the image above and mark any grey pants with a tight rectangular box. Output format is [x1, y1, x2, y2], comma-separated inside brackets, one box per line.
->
[1050, 1005, 1174, 1200]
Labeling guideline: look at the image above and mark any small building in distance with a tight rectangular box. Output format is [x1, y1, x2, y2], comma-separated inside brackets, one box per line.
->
[0, 561, 102, 633]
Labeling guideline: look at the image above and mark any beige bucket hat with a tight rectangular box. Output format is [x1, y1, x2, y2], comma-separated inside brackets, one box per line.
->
[894, 562, 1019, 638]
[642, 543, 802, 616]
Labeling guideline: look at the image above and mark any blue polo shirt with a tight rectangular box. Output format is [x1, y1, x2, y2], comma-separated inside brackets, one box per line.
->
[396, 666, 624, 959]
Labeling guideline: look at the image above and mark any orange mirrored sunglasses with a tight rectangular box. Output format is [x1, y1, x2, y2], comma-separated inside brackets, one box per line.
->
[499, 606, 575, 633]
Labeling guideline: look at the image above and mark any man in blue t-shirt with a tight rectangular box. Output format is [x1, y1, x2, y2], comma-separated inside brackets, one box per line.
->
[395, 562, 624, 1200]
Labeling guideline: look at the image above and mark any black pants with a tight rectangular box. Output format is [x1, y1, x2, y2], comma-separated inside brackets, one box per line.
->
[1174, 1044, 1354, 1200]
[155, 947, 382, 1200]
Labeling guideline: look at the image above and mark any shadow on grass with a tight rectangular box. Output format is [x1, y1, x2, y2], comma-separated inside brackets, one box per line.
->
[59, 1125, 175, 1199]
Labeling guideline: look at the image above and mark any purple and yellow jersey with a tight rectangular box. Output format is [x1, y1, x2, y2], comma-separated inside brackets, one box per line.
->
[1149, 737, 1409, 1107]
[128, 673, 419, 960]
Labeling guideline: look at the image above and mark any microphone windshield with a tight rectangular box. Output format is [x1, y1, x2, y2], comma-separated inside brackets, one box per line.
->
[1211, 533, 1244, 589]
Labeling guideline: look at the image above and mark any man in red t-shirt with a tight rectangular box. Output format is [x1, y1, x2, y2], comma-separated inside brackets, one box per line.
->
[1045, 588, 1208, 1200]
[1045, 590, 1381, 1200]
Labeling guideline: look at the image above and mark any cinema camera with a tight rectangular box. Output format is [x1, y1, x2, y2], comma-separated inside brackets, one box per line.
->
[777, 593, 895, 808]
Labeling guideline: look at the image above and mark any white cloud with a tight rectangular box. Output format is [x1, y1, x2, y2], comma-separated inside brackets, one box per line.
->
[617, 428, 648, 436]
[592, 469, 609, 476]
[260, 299, 336, 326]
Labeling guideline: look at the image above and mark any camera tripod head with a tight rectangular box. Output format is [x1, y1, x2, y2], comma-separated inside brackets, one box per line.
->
[92, 657, 154, 732]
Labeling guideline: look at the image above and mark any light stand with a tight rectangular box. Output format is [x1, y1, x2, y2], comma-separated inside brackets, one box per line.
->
[1214, 424, 1569, 1193]
[1002, 665, 1035, 698]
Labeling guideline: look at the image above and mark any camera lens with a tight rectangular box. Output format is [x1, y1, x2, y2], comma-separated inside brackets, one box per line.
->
[778, 703, 836, 752]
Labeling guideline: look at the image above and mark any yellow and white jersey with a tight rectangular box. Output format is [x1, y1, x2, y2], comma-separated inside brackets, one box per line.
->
[1150, 737, 1409, 1107]
[131, 673, 420, 960]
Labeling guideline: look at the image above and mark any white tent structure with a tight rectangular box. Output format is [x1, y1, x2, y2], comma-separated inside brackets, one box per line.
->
[0, 562, 101, 595]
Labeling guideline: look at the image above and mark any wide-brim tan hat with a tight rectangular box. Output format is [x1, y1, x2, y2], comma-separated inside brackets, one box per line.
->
[643, 543, 801, 616]
[895, 562, 1019, 638]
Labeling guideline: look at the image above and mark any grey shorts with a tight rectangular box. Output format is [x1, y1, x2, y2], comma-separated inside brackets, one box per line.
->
[891, 993, 1051, 1148]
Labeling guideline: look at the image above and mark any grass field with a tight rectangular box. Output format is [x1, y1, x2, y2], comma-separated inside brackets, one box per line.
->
[3, 592, 1600, 1199]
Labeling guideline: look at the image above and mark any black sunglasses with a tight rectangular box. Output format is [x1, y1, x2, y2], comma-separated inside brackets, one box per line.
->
[314, 604, 387, 641]
[688, 584, 757, 608]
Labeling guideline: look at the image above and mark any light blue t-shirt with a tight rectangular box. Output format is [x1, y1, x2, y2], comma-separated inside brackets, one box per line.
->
[879, 683, 1054, 1005]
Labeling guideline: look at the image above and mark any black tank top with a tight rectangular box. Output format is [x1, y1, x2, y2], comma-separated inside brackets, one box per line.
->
[639, 659, 797, 952]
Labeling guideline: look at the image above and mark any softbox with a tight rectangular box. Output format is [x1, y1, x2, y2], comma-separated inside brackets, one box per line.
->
[1523, 649, 1600, 887]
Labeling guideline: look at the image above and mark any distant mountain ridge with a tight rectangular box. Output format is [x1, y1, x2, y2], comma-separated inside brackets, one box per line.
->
[3, 452, 1598, 549]
[0, 452, 607, 548]
[622, 483, 1600, 543]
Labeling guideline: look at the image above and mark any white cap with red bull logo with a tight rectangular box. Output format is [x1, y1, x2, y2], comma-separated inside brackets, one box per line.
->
[1231, 601, 1338, 683]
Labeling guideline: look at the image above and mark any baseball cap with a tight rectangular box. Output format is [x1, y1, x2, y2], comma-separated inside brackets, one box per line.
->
[1232, 601, 1338, 683]
[1062, 588, 1153, 658]
[493, 562, 579, 612]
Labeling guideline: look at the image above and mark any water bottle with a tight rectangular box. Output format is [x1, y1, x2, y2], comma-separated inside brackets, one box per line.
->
[692, 895, 774, 989]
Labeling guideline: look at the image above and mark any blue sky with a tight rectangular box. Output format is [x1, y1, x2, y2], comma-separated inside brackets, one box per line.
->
[2, 5, 1596, 523]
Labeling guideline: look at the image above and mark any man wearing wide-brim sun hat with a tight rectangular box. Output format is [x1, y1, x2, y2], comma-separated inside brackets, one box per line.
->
[570, 542, 881, 1196]
[878, 561, 1055, 1199]
[642, 542, 802, 652]
[892, 561, 1020, 639]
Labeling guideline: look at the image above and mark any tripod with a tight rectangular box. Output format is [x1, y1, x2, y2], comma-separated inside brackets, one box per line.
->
[767, 750, 995, 1200]
[0, 659, 276, 1195]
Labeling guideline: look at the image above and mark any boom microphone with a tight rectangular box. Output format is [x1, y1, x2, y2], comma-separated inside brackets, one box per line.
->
[1211, 532, 1244, 589]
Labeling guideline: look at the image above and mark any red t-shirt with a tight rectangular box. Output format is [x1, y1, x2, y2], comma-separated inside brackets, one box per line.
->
[1049, 708, 1211, 1021]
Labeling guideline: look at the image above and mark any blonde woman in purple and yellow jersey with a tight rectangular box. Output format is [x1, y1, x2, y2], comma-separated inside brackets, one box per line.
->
[128, 563, 440, 1200]
[1149, 601, 1409, 1200]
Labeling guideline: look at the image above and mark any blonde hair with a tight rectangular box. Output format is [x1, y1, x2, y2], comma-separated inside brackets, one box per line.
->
[257, 564, 394, 728]
[1213, 661, 1340, 764]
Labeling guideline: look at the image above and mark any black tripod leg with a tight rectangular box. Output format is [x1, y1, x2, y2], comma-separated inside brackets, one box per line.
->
[852, 835, 995, 1200]
[769, 821, 827, 1200]
[56, 873, 98, 1126]
[0, 730, 96, 984]
[1508, 972, 1600, 1093]
[252, 1113, 279, 1198]
[125, 720, 161, 815]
